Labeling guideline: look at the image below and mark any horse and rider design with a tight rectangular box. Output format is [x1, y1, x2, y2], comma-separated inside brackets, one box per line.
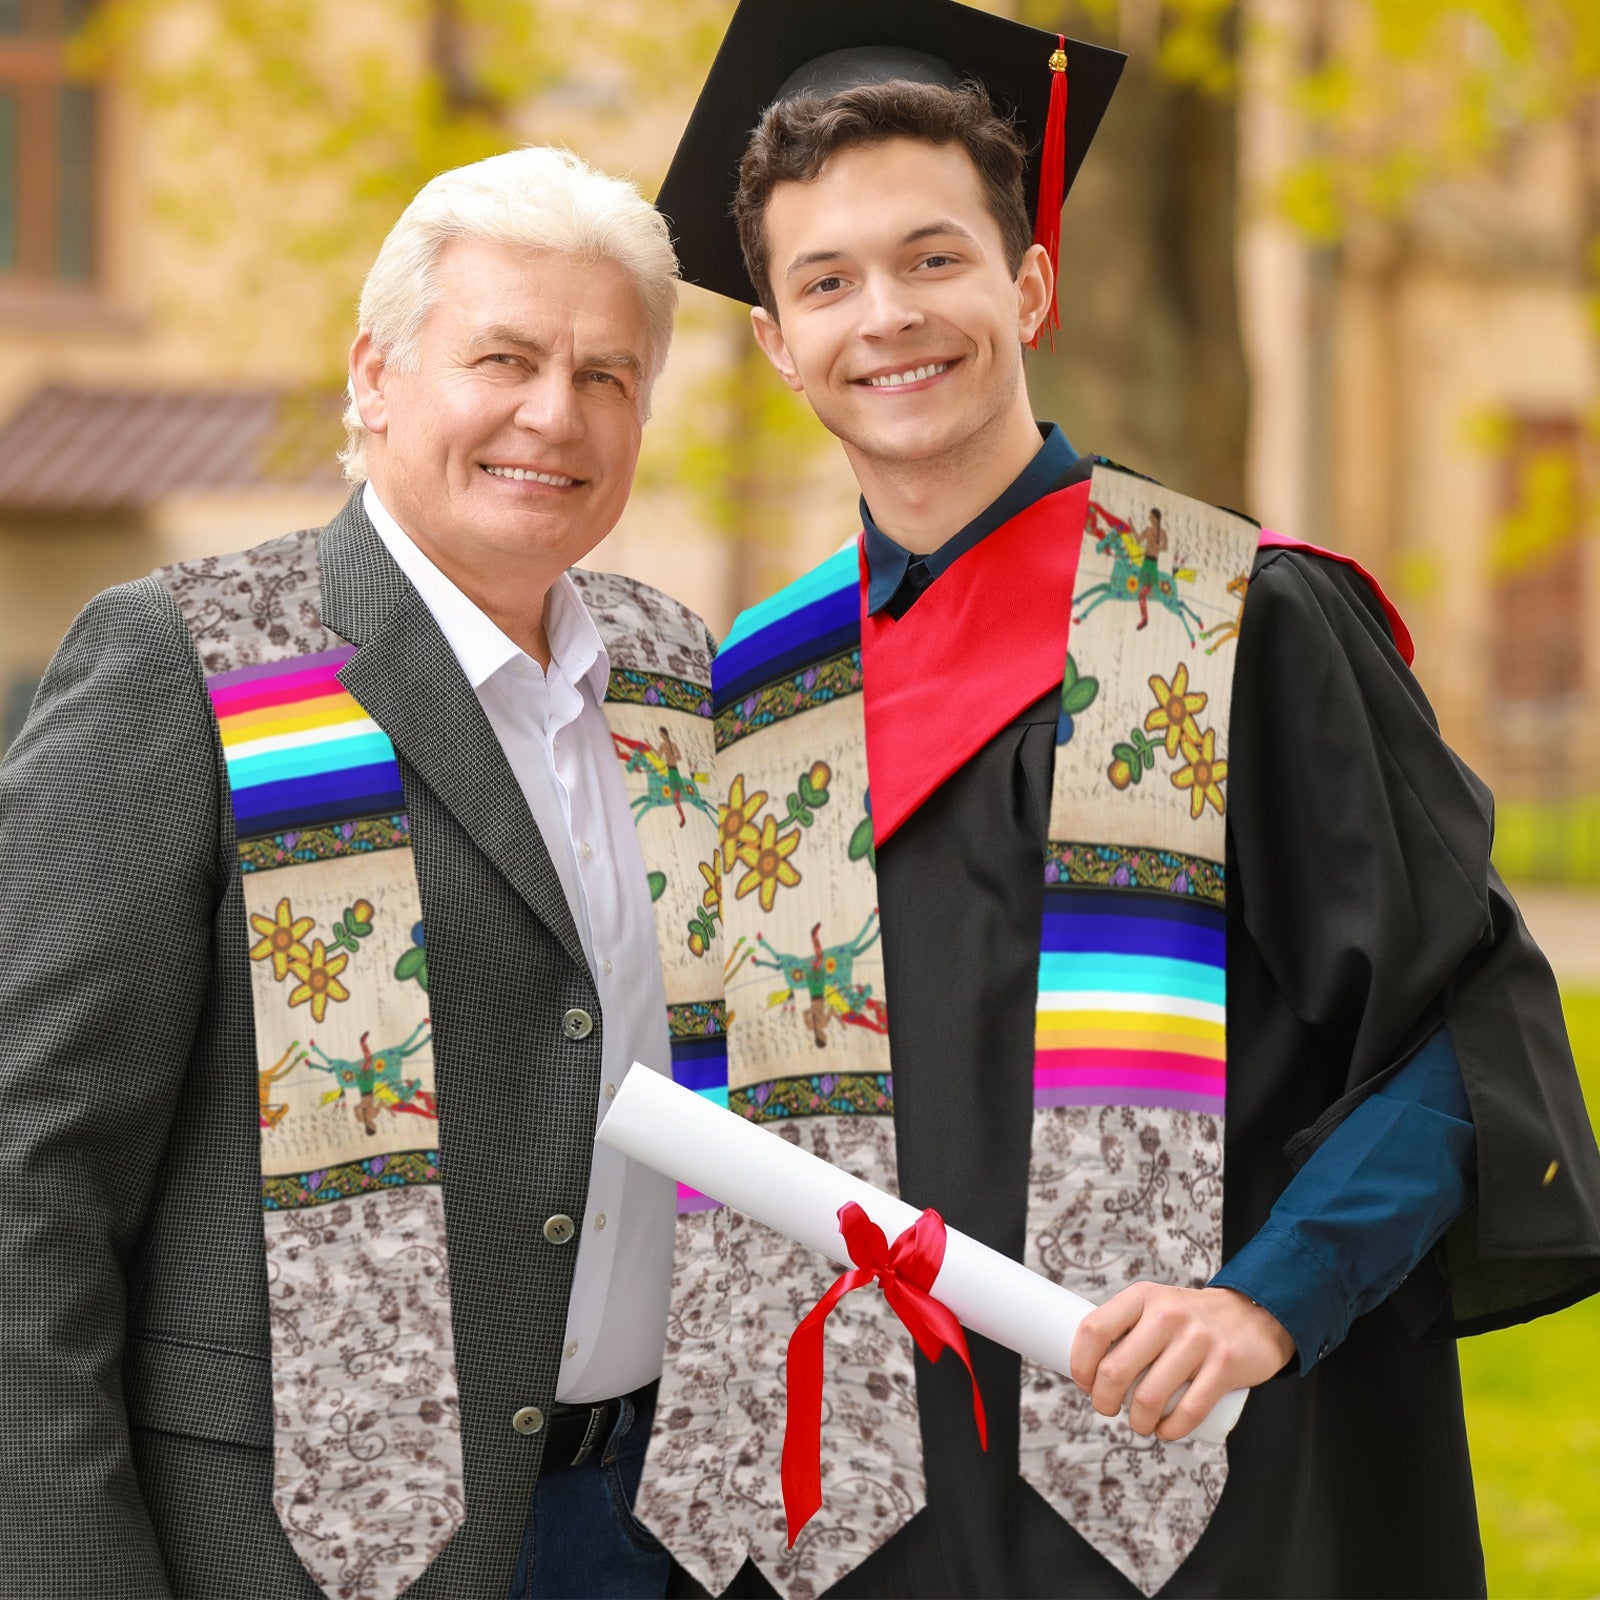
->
[613, 725, 716, 828]
[1074, 498, 1247, 653]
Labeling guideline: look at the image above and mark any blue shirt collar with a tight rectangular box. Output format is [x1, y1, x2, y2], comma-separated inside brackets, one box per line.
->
[862, 423, 1078, 616]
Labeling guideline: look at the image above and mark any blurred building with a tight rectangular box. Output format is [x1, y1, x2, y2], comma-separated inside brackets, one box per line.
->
[1239, 0, 1600, 876]
[0, 0, 852, 749]
[5, 0, 1599, 885]
[0, 0, 349, 744]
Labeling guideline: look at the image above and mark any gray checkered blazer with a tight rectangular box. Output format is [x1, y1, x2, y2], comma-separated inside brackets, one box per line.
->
[0, 495, 709, 1598]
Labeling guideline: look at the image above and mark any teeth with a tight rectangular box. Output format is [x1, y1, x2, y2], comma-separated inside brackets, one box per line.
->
[865, 362, 948, 388]
[484, 465, 577, 486]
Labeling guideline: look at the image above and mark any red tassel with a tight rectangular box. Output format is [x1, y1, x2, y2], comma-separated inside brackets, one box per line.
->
[1029, 37, 1069, 352]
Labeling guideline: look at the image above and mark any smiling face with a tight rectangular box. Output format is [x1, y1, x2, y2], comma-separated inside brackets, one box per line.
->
[352, 236, 652, 590]
[750, 136, 1049, 477]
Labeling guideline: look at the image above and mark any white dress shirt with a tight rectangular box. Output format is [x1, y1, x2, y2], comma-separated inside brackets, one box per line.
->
[364, 483, 674, 1404]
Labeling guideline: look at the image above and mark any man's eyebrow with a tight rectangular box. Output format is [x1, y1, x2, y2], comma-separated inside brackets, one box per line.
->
[468, 326, 549, 354]
[785, 248, 848, 282]
[582, 348, 647, 379]
[901, 220, 979, 248]
[467, 327, 644, 378]
[783, 220, 980, 281]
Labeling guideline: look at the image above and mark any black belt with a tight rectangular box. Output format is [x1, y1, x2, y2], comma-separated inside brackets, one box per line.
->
[543, 1380, 658, 1469]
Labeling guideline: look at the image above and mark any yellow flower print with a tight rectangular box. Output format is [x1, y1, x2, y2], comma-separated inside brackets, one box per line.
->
[734, 816, 802, 913]
[287, 939, 351, 1024]
[1144, 664, 1208, 759]
[719, 773, 768, 872]
[698, 859, 721, 916]
[249, 898, 315, 983]
[1172, 727, 1228, 819]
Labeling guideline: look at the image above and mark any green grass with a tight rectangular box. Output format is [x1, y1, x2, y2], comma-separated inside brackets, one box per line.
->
[1460, 991, 1600, 1597]
[1492, 800, 1600, 887]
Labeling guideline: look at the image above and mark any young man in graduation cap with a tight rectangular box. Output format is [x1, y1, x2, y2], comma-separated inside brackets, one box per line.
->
[633, 2, 1600, 1596]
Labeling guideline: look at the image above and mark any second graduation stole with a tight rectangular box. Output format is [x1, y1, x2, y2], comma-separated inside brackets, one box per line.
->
[163, 540, 720, 1600]
[1015, 470, 1250, 1595]
[637, 463, 1258, 1599]
[197, 607, 462, 1600]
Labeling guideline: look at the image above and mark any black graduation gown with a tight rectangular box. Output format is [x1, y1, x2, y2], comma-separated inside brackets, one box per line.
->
[687, 544, 1600, 1600]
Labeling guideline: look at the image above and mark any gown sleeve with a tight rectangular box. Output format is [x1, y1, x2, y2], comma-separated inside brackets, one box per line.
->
[1226, 548, 1600, 1337]
[1211, 1025, 1475, 1369]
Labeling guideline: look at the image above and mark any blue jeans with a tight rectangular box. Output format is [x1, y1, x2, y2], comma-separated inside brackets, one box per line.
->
[509, 1386, 672, 1599]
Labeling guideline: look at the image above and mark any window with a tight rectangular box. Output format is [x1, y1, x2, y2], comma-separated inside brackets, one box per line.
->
[0, 0, 97, 284]
[1485, 414, 1594, 808]
[1489, 416, 1589, 706]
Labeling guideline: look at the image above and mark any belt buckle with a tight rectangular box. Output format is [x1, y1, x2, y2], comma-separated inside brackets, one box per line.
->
[568, 1401, 608, 1467]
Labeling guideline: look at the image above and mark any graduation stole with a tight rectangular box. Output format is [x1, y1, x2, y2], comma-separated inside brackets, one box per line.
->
[163, 546, 721, 1600]
[638, 463, 1259, 1600]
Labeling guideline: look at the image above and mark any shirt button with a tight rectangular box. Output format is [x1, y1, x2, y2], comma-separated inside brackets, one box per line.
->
[581, 841, 594, 859]
[564, 1340, 579, 1360]
[603, 1083, 617, 1101]
[602, 959, 613, 975]
[511, 1405, 545, 1435]
[561, 1007, 593, 1041]
[594, 1213, 607, 1232]
[544, 1214, 576, 1246]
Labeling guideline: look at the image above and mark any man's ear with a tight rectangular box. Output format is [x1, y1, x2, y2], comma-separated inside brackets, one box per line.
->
[751, 305, 804, 394]
[349, 330, 390, 436]
[1015, 243, 1054, 346]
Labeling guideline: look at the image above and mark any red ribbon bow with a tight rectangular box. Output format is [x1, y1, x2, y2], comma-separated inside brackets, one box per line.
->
[781, 1202, 988, 1546]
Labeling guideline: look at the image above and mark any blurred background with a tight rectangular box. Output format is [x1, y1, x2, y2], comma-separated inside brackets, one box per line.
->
[0, 0, 1596, 1587]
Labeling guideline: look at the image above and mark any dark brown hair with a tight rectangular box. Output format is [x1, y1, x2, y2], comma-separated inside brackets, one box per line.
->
[735, 79, 1032, 315]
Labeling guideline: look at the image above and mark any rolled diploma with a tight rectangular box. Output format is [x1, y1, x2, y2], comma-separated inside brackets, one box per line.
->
[599, 1063, 1245, 1445]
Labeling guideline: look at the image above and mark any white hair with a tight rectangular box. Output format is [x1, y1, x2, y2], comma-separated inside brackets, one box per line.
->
[339, 145, 679, 482]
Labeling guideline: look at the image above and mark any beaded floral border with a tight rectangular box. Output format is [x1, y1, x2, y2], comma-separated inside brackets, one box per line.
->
[730, 1071, 893, 1123]
[605, 668, 712, 719]
[262, 1148, 440, 1211]
[1045, 841, 1225, 908]
[716, 649, 862, 749]
[238, 813, 412, 873]
[668, 998, 728, 1040]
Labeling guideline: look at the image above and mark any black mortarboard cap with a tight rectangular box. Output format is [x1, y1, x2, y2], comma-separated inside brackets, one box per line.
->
[657, 0, 1126, 314]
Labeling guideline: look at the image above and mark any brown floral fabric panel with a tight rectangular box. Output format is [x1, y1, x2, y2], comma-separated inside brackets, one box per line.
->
[568, 565, 714, 685]
[638, 1116, 923, 1600]
[634, 1206, 746, 1597]
[163, 527, 338, 675]
[1020, 1105, 1227, 1596]
[265, 1184, 466, 1600]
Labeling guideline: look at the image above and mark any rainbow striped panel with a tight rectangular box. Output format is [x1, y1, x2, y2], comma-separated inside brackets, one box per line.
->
[1034, 887, 1226, 1115]
[714, 545, 860, 710]
[207, 647, 405, 839]
[671, 1030, 728, 1214]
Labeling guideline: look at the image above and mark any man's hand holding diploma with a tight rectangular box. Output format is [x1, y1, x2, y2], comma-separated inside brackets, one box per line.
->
[1072, 1283, 1296, 1441]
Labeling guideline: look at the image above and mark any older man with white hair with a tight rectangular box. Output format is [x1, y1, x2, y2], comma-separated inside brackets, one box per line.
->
[0, 146, 718, 1600]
